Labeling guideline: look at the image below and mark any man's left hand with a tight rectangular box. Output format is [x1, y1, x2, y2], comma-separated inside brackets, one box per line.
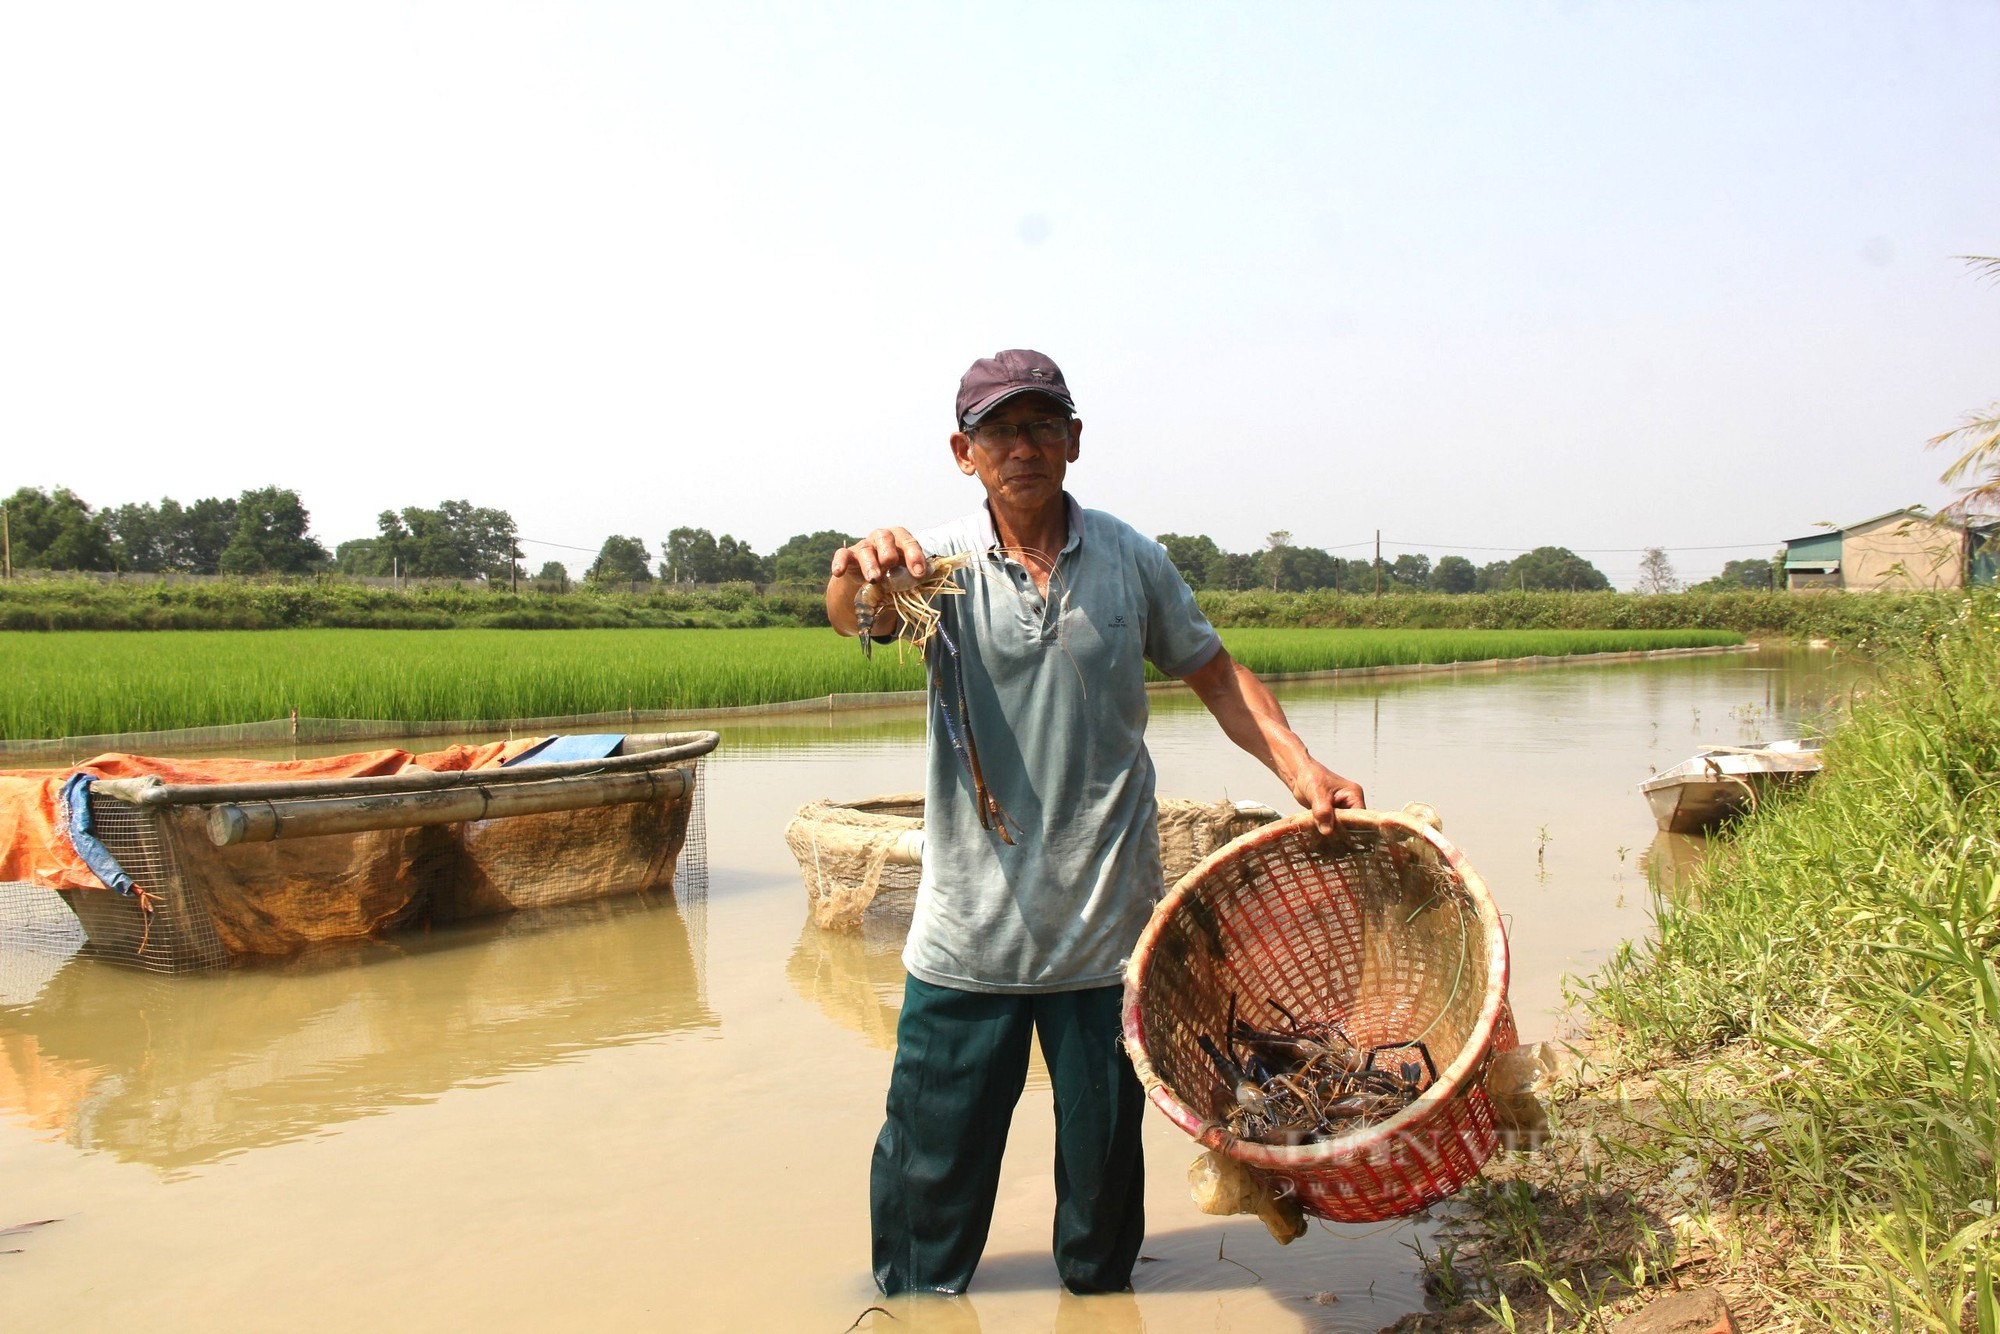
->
[1291, 761, 1365, 838]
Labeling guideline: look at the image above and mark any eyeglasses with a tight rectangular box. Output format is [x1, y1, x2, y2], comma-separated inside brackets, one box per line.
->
[969, 417, 1072, 447]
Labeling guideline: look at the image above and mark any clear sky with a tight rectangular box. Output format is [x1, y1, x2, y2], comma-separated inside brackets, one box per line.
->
[4, 2, 1996, 588]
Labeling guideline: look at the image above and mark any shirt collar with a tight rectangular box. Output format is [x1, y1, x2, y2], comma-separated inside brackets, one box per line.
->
[976, 494, 1086, 557]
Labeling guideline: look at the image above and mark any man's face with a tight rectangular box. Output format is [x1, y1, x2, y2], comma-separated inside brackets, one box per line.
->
[950, 393, 1082, 512]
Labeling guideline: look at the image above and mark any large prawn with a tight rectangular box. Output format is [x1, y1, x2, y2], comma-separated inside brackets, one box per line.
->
[855, 553, 1018, 843]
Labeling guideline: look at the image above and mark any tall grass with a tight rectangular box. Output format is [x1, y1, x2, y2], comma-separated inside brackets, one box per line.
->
[1587, 592, 2000, 1329]
[0, 627, 1740, 740]
[1197, 587, 1955, 640]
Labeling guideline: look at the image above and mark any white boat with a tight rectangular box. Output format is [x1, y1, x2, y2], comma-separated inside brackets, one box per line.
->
[1640, 738, 1825, 835]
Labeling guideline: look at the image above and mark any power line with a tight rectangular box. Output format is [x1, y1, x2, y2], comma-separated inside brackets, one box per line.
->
[1381, 539, 1777, 555]
[1298, 537, 1773, 558]
[516, 535, 604, 554]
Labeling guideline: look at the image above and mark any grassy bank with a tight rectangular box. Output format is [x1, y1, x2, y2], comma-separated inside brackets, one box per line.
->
[0, 576, 827, 631]
[0, 574, 1951, 638]
[1414, 592, 1999, 1330]
[0, 626, 1739, 740]
[1195, 587, 1957, 639]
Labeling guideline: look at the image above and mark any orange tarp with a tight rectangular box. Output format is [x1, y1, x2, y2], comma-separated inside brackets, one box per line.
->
[0, 741, 543, 893]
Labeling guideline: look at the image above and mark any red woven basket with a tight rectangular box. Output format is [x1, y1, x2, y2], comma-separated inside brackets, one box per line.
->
[1122, 809, 1516, 1223]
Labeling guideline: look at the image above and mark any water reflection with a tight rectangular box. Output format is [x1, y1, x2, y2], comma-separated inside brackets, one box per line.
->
[852, 1288, 1153, 1333]
[0, 890, 714, 1174]
[1644, 830, 1709, 895]
[786, 919, 907, 1053]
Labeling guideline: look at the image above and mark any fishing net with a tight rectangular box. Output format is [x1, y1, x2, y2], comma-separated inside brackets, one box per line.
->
[1122, 809, 1518, 1224]
[783, 794, 1281, 932]
[784, 794, 925, 933]
[0, 737, 713, 974]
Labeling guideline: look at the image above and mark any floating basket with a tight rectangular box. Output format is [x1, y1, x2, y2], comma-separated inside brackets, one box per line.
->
[1121, 809, 1516, 1223]
[785, 794, 1279, 933]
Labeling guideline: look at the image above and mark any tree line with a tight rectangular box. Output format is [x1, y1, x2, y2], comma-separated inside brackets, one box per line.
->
[2, 485, 1777, 593]
[0, 486, 861, 588]
[1156, 531, 1622, 594]
[2, 486, 329, 576]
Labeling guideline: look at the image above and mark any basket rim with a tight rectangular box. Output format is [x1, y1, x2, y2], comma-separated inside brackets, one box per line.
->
[1120, 806, 1510, 1170]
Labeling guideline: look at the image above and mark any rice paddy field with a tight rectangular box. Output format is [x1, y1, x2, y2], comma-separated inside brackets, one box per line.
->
[0, 626, 1742, 741]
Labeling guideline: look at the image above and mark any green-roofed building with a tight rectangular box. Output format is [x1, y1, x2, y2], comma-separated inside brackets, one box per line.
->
[1782, 507, 1999, 591]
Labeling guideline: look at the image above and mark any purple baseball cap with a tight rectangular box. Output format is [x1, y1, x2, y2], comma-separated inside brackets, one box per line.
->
[956, 349, 1076, 427]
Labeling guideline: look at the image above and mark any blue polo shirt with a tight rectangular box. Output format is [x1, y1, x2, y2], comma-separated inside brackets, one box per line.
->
[905, 496, 1223, 993]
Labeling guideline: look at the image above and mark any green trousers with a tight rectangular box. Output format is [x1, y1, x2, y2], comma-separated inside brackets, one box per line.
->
[870, 976, 1147, 1297]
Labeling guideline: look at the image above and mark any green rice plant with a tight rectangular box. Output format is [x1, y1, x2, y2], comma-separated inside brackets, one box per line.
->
[1208, 627, 1741, 677]
[0, 629, 920, 739]
[0, 626, 1742, 741]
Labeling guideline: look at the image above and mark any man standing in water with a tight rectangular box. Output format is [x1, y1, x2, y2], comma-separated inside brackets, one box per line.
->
[826, 349, 1364, 1297]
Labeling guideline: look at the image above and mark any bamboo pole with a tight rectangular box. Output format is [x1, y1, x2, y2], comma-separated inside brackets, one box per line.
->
[205, 765, 691, 845]
[91, 731, 717, 807]
[879, 828, 925, 867]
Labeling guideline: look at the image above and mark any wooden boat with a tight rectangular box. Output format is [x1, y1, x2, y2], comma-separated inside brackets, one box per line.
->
[42, 731, 717, 971]
[1639, 738, 1823, 835]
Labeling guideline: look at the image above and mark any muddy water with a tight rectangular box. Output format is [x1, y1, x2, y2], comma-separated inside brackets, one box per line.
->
[0, 648, 1851, 1332]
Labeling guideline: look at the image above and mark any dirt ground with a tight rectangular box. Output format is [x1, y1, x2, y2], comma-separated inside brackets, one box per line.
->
[1377, 1033, 1808, 1332]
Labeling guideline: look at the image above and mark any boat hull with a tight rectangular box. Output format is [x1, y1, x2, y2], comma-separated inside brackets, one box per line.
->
[1639, 740, 1823, 835]
[56, 732, 716, 971]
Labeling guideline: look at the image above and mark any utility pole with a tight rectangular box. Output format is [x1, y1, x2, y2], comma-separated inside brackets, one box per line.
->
[2, 504, 9, 581]
[1374, 529, 1382, 599]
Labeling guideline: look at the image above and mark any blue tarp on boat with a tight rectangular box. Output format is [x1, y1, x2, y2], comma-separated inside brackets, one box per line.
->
[500, 735, 626, 768]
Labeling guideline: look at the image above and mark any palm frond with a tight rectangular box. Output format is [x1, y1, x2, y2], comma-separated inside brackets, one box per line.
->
[1931, 258, 2000, 523]
[1929, 407, 2000, 483]
[1955, 255, 2000, 284]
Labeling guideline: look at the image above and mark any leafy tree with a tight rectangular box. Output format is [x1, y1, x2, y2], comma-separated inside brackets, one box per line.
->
[1479, 546, 1611, 592]
[167, 497, 239, 573]
[105, 501, 168, 571]
[1429, 554, 1477, 594]
[365, 500, 520, 581]
[1390, 553, 1432, 589]
[710, 533, 769, 583]
[218, 486, 329, 574]
[661, 527, 716, 584]
[1635, 546, 1679, 594]
[1691, 558, 1775, 592]
[660, 527, 766, 583]
[1156, 533, 1223, 588]
[1, 486, 114, 570]
[106, 496, 241, 573]
[588, 535, 654, 584]
[1262, 531, 1293, 591]
[334, 538, 383, 576]
[1286, 546, 1342, 591]
[532, 560, 569, 592]
[1930, 255, 2000, 524]
[1209, 551, 1259, 590]
[768, 530, 858, 584]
